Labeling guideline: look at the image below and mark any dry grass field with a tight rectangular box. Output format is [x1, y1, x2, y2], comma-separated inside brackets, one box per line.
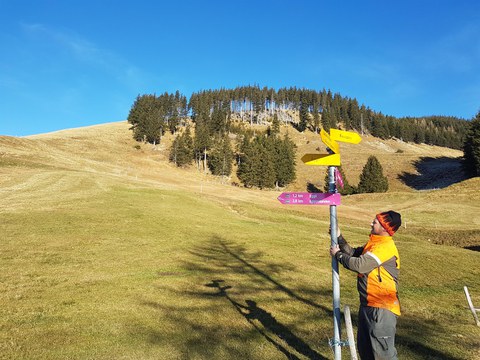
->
[1, 121, 479, 359]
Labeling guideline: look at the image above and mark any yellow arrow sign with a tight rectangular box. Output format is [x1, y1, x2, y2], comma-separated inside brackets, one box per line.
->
[330, 129, 362, 144]
[301, 153, 341, 166]
[320, 129, 340, 154]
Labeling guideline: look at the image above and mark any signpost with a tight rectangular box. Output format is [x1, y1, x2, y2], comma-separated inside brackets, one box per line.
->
[277, 192, 341, 205]
[330, 128, 362, 144]
[301, 153, 341, 166]
[320, 129, 340, 154]
[278, 128, 362, 360]
[335, 168, 344, 189]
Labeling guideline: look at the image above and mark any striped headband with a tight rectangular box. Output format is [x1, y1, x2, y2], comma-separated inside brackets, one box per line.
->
[376, 213, 396, 236]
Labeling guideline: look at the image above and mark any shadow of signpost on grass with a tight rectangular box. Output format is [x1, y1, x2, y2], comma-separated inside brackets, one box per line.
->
[135, 235, 475, 359]
[136, 236, 334, 359]
[215, 239, 332, 312]
[192, 237, 478, 360]
[398, 156, 468, 190]
[205, 279, 327, 360]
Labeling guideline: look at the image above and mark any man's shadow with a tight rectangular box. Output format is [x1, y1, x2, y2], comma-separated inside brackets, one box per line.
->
[205, 280, 327, 360]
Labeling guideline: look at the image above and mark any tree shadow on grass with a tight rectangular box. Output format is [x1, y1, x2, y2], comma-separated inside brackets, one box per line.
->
[345, 308, 474, 359]
[395, 314, 479, 360]
[205, 238, 480, 359]
[465, 245, 480, 252]
[398, 156, 468, 190]
[212, 238, 332, 312]
[205, 279, 327, 360]
[132, 235, 478, 359]
[133, 235, 334, 359]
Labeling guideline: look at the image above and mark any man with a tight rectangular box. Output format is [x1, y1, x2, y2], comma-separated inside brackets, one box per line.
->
[330, 210, 402, 360]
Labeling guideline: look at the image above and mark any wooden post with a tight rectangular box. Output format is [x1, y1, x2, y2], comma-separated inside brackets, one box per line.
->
[344, 305, 358, 360]
[464, 286, 480, 326]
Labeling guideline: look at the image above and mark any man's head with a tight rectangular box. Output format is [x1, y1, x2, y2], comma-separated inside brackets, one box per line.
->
[371, 210, 402, 236]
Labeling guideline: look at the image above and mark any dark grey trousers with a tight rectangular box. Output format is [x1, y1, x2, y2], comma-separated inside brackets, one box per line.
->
[357, 306, 398, 360]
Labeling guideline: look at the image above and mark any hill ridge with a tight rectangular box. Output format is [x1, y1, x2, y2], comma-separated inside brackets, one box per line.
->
[0, 120, 467, 193]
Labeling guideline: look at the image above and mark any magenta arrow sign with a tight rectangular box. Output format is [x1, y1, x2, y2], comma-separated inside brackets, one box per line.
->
[277, 192, 341, 205]
[335, 168, 344, 189]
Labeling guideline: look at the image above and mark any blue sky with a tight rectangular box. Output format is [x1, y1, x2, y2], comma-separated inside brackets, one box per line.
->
[1, 1, 479, 136]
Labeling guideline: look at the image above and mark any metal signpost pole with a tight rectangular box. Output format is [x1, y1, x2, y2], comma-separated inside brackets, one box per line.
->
[281, 129, 362, 359]
[329, 165, 341, 360]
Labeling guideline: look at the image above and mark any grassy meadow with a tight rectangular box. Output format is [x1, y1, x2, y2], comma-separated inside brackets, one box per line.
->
[1, 122, 479, 359]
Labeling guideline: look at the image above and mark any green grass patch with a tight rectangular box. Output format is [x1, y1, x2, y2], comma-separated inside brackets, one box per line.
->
[1, 184, 479, 359]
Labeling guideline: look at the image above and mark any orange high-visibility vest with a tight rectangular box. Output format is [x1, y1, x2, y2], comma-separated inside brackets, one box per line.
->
[358, 234, 401, 315]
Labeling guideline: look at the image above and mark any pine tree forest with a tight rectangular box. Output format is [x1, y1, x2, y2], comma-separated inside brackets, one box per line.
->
[127, 85, 475, 189]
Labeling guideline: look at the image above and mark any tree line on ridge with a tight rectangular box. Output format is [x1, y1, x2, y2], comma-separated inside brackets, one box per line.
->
[127, 86, 478, 190]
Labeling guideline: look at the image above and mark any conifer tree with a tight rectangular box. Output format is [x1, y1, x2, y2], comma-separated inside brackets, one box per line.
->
[347, 99, 361, 130]
[184, 125, 194, 152]
[298, 100, 309, 132]
[271, 113, 280, 136]
[463, 111, 480, 177]
[272, 134, 296, 187]
[168, 108, 180, 134]
[237, 135, 275, 188]
[210, 104, 228, 135]
[313, 110, 321, 134]
[127, 94, 165, 143]
[142, 109, 164, 144]
[237, 135, 255, 186]
[193, 115, 211, 171]
[357, 156, 389, 193]
[371, 117, 389, 140]
[169, 126, 193, 167]
[321, 109, 335, 130]
[254, 137, 276, 188]
[208, 135, 234, 177]
[413, 127, 426, 144]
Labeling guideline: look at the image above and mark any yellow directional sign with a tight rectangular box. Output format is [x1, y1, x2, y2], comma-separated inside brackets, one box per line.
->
[320, 129, 340, 154]
[302, 153, 341, 166]
[330, 129, 362, 144]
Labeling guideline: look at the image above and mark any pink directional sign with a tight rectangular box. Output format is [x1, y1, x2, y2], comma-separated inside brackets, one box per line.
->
[277, 192, 341, 205]
[335, 168, 344, 189]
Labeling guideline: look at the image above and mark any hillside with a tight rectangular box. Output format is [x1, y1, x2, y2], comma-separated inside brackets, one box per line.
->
[0, 121, 468, 211]
[2, 121, 471, 224]
[1, 121, 479, 359]
[8, 120, 464, 189]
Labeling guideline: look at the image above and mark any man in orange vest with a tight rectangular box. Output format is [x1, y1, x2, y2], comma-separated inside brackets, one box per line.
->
[330, 210, 402, 360]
